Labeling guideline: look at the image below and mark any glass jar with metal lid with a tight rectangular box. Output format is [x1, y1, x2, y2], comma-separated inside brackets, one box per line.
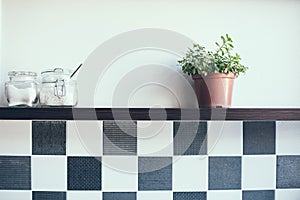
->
[5, 71, 39, 107]
[39, 68, 78, 106]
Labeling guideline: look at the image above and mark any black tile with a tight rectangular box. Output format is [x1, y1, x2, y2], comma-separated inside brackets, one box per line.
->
[242, 190, 274, 200]
[0, 156, 31, 190]
[32, 121, 66, 155]
[243, 121, 275, 155]
[277, 155, 300, 188]
[68, 157, 101, 190]
[33, 191, 66, 200]
[209, 156, 241, 190]
[103, 192, 136, 200]
[138, 157, 172, 190]
[103, 121, 137, 155]
[173, 192, 206, 200]
[174, 122, 207, 155]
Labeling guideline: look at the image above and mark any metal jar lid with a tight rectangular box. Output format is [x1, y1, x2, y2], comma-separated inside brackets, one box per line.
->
[41, 68, 72, 83]
[8, 71, 37, 77]
[41, 68, 72, 75]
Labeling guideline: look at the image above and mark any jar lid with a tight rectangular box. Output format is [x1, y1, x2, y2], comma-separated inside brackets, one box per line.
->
[41, 68, 72, 76]
[8, 71, 37, 77]
[41, 68, 73, 82]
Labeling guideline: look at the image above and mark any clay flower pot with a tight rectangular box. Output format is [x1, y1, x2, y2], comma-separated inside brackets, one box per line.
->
[192, 73, 235, 108]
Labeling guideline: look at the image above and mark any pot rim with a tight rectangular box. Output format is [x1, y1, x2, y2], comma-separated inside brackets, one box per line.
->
[192, 73, 235, 80]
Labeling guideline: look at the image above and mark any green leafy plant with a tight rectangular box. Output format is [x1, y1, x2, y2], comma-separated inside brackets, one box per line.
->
[178, 34, 248, 77]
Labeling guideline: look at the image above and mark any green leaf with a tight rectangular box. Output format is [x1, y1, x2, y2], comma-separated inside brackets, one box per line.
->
[221, 36, 225, 43]
[226, 34, 233, 42]
[192, 68, 196, 74]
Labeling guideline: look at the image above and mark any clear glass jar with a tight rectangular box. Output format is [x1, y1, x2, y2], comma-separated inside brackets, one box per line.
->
[5, 71, 39, 107]
[39, 68, 78, 107]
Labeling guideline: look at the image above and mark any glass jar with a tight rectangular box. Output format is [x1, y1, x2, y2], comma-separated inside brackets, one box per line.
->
[5, 71, 39, 107]
[39, 68, 78, 107]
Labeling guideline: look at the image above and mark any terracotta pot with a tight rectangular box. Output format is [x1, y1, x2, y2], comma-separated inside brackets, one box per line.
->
[192, 73, 235, 108]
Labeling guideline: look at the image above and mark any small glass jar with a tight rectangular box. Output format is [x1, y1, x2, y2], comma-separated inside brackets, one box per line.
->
[39, 68, 78, 107]
[5, 71, 39, 107]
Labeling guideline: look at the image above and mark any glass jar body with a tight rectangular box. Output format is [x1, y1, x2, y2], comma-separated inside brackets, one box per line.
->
[5, 72, 38, 107]
[39, 81, 78, 107]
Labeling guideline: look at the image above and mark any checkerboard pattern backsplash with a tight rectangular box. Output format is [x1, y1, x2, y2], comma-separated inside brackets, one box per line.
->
[0, 120, 300, 200]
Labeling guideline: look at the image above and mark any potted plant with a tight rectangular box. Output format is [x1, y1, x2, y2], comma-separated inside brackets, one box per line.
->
[178, 34, 248, 108]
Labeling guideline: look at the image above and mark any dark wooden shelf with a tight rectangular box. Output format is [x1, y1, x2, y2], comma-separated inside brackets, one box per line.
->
[0, 108, 300, 120]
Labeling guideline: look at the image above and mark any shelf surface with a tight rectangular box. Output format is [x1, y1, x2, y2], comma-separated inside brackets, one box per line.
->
[0, 108, 300, 120]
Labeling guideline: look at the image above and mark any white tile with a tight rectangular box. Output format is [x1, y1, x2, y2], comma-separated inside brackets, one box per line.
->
[68, 191, 102, 200]
[137, 191, 172, 200]
[0, 191, 31, 200]
[207, 190, 241, 200]
[67, 121, 102, 156]
[137, 121, 173, 156]
[102, 156, 137, 191]
[276, 189, 300, 200]
[32, 156, 66, 190]
[207, 121, 242, 156]
[276, 121, 300, 155]
[242, 155, 276, 190]
[173, 156, 208, 191]
[0, 121, 31, 155]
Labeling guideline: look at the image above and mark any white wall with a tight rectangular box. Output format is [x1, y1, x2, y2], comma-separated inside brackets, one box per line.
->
[0, 0, 2, 86]
[1, 0, 300, 107]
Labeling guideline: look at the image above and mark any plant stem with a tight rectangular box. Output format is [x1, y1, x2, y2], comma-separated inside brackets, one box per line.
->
[216, 42, 226, 54]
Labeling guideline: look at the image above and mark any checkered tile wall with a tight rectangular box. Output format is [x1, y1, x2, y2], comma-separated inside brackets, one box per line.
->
[0, 120, 300, 200]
